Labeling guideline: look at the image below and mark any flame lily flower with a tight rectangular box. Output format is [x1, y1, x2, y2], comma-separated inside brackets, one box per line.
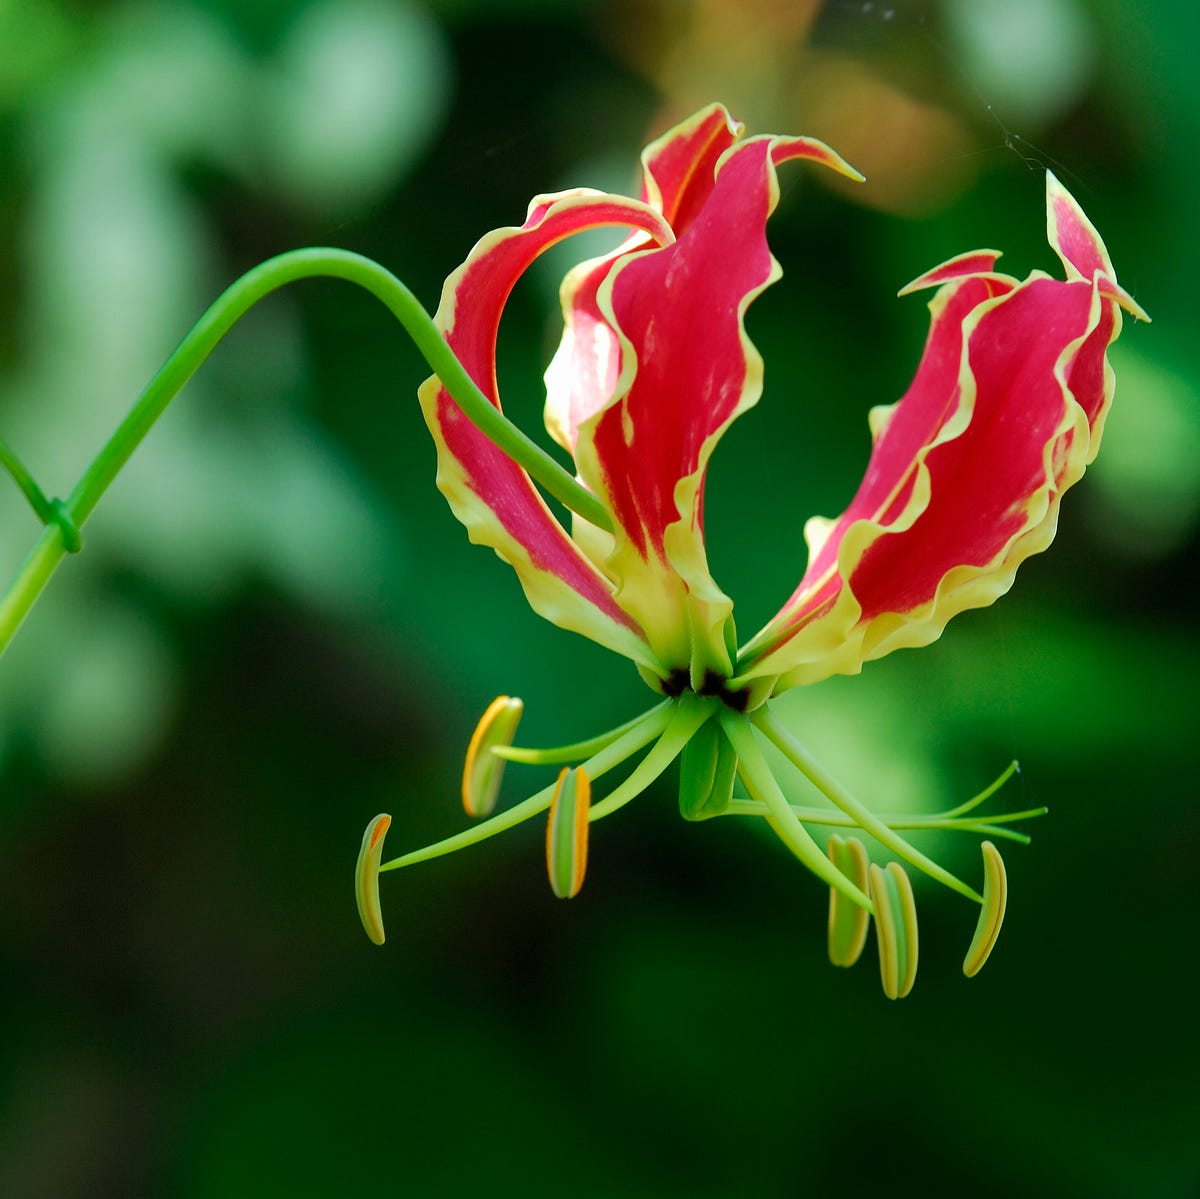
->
[357, 104, 1146, 994]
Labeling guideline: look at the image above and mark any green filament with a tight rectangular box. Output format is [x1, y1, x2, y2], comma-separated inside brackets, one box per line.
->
[752, 706, 982, 904]
[719, 709, 874, 914]
[378, 701, 673, 873]
[495, 700, 671, 765]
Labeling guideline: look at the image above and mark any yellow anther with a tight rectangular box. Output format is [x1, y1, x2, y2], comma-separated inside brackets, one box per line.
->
[355, 813, 391, 946]
[827, 835, 871, 967]
[869, 861, 918, 999]
[462, 695, 524, 817]
[963, 840, 1008, 977]
[546, 766, 591, 899]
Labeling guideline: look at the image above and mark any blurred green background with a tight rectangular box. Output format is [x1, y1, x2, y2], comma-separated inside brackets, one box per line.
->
[0, 0, 1195, 1195]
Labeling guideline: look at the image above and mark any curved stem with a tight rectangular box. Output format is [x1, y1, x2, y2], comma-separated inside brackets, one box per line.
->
[0, 248, 610, 656]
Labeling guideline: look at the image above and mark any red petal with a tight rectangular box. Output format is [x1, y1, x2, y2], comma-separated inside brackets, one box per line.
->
[1047, 172, 1148, 322]
[545, 104, 744, 457]
[574, 134, 861, 677]
[898, 249, 1007, 296]
[744, 271, 1124, 688]
[740, 176, 1137, 690]
[639, 103, 745, 233]
[1047, 171, 1115, 283]
[418, 191, 673, 668]
[849, 277, 1100, 622]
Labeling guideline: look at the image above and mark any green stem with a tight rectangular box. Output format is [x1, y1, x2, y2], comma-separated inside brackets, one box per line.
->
[752, 706, 982, 904]
[0, 248, 611, 656]
[0, 439, 53, 522]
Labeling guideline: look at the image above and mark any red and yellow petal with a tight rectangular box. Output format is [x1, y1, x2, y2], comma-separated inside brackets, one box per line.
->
[1047, 170, 1150, 322]
[418, 190, 674, 670]
[742, 174, 1146, 690]
[545, 103, 744, 460]
[574, 134, 862, 681]
[638, 102, 745, 235]
[897, 249, 1009, 296]
[1047, 170, 1116, 285]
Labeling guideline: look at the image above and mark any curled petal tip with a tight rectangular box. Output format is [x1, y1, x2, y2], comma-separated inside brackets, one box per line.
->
[1100, 276, 1151, 323]
[1045, 170, 1116, 284]
[355, 814, 392, 946]
[827, 835, 871, 967]
[711, 102, 745, 140]
[897, 249, 1005, 297]
[870, 862, 918, 999]
[963, 841, 1008, 978]
[827, 153, 867, 185]
[462, 696, 524, 818]
[546, 766, 591, 899]
[1044, 173, 1149, 319]
[773, 135, 864, 183]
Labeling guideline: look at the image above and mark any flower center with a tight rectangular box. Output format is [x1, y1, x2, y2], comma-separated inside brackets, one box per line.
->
[659, 666, 751, 713]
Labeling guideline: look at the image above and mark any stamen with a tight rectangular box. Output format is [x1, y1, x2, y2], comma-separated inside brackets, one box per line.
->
[719, 800, 1044, 843]
[378, 701, 673, 873]
[827, 836, 871, 967]
[462, 696, 524, 817]
[940, 761, 1021, 818]
[546, 767, 591, 899]
[752, 706, 982, 903]
[963, 841, 1008, 977]
[354, 814, 391, 945]
[870, 862, 919, 1000]
[720, 710, 873, 913]
[494, 700, 671, 765]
